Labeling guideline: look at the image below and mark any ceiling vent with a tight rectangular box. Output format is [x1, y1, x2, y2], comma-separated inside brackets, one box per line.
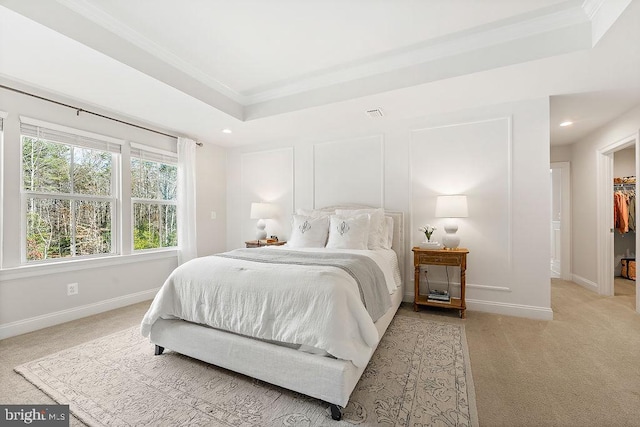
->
[365, 108, 384, 118]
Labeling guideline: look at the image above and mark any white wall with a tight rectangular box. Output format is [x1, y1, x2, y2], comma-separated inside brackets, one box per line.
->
[195, 143, 227, 256]
[227, 98, 552, 320]
[550, 145, 572, 164]
[0, 85, 227, 338]
[614, 146, 636, 177]
[568, 104, 640, 287]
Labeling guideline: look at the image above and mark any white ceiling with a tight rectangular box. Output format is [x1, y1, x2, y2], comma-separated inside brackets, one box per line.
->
[0, 0, 639, 147]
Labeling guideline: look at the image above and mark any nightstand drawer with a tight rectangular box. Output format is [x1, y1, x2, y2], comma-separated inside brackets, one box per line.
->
[416, 253, 461, 266]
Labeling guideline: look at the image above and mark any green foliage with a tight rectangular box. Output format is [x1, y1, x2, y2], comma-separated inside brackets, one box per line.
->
[133, 202, 177, 250]
[22, 136, 178, 260]
[131, 157, 177, 251]
[22, 137, 112, 261]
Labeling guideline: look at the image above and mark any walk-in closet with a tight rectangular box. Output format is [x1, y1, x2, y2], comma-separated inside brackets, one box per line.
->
[614, 147, 636, 297]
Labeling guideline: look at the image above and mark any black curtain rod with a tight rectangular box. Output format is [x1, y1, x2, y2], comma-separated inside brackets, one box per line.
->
[0, 84, 202, 147]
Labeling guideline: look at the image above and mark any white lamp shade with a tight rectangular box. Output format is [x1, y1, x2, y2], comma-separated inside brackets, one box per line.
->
[250, 202, 276, 219]
[435, 195, 468, 218]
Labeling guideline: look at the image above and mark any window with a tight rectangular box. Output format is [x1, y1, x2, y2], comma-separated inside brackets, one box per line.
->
[20, 119, 121, 262]
[130, 143, 177, 250]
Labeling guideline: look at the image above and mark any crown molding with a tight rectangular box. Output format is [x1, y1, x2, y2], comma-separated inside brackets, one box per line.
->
[244, 4, 588, 105]
[582, 0, 606, 20]
[55, 0, 590, 108]
[56, 0, 246, 104]
[582, 0, 633, 46]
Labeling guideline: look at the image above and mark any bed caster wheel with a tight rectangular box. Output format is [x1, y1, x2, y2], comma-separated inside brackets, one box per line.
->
[329, 404, 342, 421]
[154, 345, 164, 355]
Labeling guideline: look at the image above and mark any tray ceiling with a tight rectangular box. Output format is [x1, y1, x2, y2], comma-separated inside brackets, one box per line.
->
[0, 0, 637, 146]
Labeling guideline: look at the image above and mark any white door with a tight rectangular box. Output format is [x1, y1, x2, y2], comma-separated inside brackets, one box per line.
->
[550, 168, 562, 277]
[550, 162, 571, 281]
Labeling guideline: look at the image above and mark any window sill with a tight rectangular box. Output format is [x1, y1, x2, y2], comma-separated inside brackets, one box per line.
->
[0, 250, 178, 282]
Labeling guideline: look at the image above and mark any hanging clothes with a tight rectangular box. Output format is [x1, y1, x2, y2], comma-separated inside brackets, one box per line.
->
[614, 180, 635, 234]
[628, 191, 636, 232]
[614, 177, 636, 234]
[615, 191, 629, 234]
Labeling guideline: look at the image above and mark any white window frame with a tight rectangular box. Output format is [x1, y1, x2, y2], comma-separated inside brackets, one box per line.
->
[130, 142, 178, 252]
[19, 116, 123, 264]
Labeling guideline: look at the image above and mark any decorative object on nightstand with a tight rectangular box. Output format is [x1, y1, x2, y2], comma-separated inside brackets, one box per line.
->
[435, 195, 468, 250]
[250, 202, 276, 240]
[412, 247, 469, 318]
[245, 240, 287, 248]
[418, 224, 442, 249]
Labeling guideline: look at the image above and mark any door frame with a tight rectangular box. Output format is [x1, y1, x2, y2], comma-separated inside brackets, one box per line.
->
[550, 162, 572, 281]
[596, 132, 639, 312]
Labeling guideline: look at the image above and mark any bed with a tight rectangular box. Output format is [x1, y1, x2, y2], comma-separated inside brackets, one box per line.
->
[141, 207, 405, 420]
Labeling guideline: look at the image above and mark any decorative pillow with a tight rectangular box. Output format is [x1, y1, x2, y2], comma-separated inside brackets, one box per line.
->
[287, 215, 329, 248]
[382, 216, 394, 249]
[335, 208, 385, 249]
[295, 208, 333, 218]
[326, 214, 370, 250]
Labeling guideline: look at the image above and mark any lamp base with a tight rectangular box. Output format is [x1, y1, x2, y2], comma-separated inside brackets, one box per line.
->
[256, 219, 267, 240]
[442, 221, 460, 249]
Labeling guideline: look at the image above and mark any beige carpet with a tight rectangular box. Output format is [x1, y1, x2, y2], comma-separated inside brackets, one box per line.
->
[15, 315, 478, 426]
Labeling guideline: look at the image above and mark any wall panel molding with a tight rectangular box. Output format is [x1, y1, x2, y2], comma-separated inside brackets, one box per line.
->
[409, 116, 513, 290]
[312, 134, 384, 208]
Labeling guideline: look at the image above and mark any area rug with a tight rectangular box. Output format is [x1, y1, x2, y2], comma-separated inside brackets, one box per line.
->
[15, 315, 478, 426]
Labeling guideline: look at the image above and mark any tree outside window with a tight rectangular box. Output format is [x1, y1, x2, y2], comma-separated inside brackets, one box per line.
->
[22, 137, 115, 261]
[131, 156, 177, 250]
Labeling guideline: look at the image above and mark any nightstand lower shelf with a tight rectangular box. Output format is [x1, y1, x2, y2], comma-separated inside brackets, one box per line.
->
[415, 295, 464, 313]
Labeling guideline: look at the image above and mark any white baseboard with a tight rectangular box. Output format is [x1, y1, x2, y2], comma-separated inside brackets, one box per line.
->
[571, 274, 599, 293]
[0, 288, 159, 340]
[404, 290, 553, 320]
[466, 299, 553, 320]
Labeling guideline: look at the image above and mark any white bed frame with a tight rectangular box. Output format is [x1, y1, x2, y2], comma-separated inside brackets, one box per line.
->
[149, 208, 404, 420]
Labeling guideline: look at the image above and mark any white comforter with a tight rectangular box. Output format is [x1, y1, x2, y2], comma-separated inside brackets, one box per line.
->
[141, 247, 400, 368]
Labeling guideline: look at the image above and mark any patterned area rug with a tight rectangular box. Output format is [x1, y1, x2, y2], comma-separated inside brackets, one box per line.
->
[15, 315, 478, 426]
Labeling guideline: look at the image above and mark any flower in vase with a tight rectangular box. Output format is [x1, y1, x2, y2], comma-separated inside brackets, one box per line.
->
[418, 225, 437, 242]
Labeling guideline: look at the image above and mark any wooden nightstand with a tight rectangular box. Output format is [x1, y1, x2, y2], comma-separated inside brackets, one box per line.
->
[245, 240, 287, 248]
[412, 247, 469, 318]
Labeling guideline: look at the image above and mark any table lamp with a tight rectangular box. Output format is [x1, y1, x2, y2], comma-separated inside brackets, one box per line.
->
[435, 195, 468, 250]
[250, 202, 275, 240]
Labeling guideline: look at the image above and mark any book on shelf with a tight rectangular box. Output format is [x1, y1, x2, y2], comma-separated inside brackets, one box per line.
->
[427, 289, 449, 300]
[428, 294, 450, 299]
[428, 297, 451, 303]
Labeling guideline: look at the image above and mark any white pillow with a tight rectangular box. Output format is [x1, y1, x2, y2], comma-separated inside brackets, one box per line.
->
[295, 208, 333, 218]
[382, 216, 394, 249]
[335, 208, 385, 249]
[326, 214, 370, 250]
[287, 215, 329, 248]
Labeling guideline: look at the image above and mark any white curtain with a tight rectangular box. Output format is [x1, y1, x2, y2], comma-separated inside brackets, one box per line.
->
[177, 137, 197, 264]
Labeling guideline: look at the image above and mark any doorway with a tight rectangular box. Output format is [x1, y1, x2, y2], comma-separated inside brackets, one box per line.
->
[550, 162, 571, 281]
[596, 133, 639, 313]
[613, 147, 637, 304]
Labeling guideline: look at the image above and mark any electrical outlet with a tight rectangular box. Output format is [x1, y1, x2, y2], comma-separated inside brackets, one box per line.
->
[67, 283, 78, 296]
